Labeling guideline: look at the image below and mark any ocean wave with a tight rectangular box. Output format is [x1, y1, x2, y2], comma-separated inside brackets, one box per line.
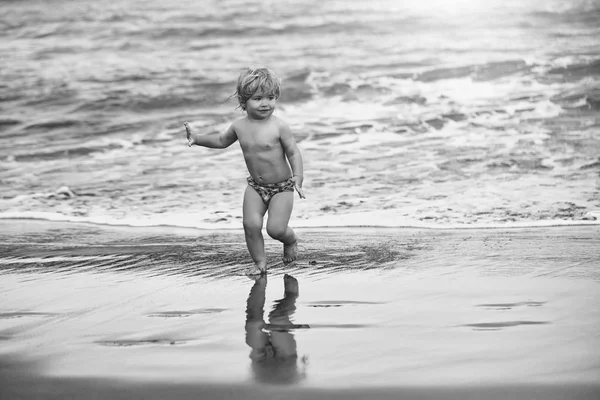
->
[532, 1, 600, 21]
[2, 0, 599, 243]
[21, 83, 79, 107]
[127, 20, 379, 41]
[11, 146, 107, 162]
[24, 119, 82, 131]
[72, 92, 211, 113]
[0, 118, 22, 130]
[551, 80, 600, 110]
[415, 60, 531, 82]
[547, 59, 600, 81]
[32, 46, 80, 60]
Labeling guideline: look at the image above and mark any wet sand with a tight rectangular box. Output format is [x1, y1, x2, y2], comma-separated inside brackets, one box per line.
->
[1, 220, 599, 399]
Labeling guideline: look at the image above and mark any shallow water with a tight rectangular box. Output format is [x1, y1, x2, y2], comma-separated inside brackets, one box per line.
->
[3, 269, 599, 387]
[1, 221, 599, 389]
[1, 0, 599, 229]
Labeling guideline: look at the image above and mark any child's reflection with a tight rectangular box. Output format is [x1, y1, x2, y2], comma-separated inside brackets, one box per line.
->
[245, 273, 307, 384]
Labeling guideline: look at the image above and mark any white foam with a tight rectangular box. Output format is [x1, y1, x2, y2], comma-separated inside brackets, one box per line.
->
[301, 212, 600, 229]
[1, 211, 597, 232]
[0, 211, 240, 230]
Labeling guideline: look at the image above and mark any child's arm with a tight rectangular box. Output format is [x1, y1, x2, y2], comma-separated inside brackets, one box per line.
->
[279, 122, 306, 199]
[185, 122, 237, 149]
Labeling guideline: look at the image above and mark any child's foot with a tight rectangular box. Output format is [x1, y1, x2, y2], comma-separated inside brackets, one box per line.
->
[246, 272, 267, 283]
[184, 122, 193, 147]
[246, 262, 266, 276]
[283, 239, 298, 264]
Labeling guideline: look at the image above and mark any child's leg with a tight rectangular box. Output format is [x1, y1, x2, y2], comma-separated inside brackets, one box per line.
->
[243, 186, 268, 274]
[265, 191, 297, 263]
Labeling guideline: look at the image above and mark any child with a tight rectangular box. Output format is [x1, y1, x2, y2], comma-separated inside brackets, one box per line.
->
[185, 67, 305, 275]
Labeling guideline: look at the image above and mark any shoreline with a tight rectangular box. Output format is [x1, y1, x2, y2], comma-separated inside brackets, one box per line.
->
[1, 219, 599, 281]
[1, 216, 599, 236]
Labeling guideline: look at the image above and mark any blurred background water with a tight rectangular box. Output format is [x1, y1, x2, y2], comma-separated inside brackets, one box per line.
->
[0, 0, 599, 229]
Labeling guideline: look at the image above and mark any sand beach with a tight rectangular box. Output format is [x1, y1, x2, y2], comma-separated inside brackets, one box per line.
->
[1, 219, 599, 399]
[1, 0, 599, 398]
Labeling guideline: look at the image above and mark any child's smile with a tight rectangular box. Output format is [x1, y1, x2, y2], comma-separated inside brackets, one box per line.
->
[246, 90, 277, 119]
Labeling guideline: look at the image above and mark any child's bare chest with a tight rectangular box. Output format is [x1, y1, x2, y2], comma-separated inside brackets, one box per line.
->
[237, 127, 280, 152]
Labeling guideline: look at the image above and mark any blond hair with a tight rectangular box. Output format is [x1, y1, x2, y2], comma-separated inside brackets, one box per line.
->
[234, 67, 281, 110]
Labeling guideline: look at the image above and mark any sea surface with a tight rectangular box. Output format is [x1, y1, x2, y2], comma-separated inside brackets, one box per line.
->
[1, 0, 599, 229]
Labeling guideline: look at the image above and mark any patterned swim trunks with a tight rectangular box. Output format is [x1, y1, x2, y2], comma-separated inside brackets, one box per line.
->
[247, 176, 295, 205]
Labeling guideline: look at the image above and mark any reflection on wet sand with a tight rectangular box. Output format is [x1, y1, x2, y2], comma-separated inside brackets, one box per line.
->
[245, 274, 308, 385]
[1, 221, 599, 397]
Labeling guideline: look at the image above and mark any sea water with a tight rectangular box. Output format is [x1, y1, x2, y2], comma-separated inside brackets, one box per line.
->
[1, 0, 599, 229]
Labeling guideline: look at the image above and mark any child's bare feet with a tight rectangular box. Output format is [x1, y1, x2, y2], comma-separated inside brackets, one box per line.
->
[246, 272, 267, 283]
[283, 239, 298, 264]
[184, 122, 193, 147]
[246, 261, 267, 276]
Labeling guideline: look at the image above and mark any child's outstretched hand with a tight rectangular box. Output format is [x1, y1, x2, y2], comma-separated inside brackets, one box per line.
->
[292, 176, 306, 199]
[184, 122, 194, 147]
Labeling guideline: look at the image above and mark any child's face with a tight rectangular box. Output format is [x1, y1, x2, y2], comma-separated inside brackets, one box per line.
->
[245, 89, 277, 120]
